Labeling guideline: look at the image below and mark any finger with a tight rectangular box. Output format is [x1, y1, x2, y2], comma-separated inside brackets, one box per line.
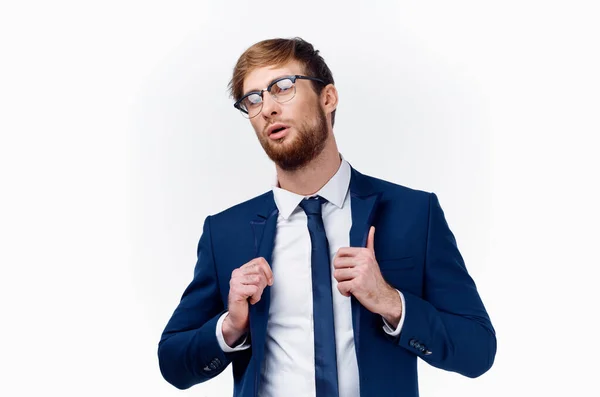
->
[367, 226, 375, 252]
[335, 247, 363, 258]
[231, 284, 259, 300]
[243, 258, 274, 285]
[248, 289, 264, 305]
[333, 267, 356, 282]
[257, 258, 274, 286]
[242, 257, 261, 271]
[333, 255, 358, 269]
[241, 259, 262, 275]
[237, 274, 267, 288]
[337, 281, 353, 297]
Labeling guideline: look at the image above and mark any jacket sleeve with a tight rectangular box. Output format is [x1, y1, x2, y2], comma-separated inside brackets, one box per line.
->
[158, 215, 238, 389]
[397, 193, 497, 378]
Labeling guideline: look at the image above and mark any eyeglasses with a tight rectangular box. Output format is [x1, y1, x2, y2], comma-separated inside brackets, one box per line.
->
[233, 75, 327, 119]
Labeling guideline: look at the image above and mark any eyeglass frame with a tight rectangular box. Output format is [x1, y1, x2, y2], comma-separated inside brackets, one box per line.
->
[233, 74, 327, 118]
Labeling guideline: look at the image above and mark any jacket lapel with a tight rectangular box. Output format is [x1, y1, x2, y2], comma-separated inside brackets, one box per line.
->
[248, 191, 278, 394]
[348, 167, 382, 359]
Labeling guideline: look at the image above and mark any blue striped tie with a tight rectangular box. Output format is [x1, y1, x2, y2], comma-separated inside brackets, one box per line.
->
[299, 196, 339, 397]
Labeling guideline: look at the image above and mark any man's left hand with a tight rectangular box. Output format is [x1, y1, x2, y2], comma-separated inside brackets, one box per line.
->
[333, 226, 402, 326]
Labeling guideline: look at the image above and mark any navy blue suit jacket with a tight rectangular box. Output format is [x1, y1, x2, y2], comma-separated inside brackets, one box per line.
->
[158, 166, 496, 397]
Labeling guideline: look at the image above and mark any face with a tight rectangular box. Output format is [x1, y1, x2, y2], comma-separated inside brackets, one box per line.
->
[241, 60, 329, 171]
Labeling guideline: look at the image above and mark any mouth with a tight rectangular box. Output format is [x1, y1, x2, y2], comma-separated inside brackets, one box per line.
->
[267, 123, 290, 140]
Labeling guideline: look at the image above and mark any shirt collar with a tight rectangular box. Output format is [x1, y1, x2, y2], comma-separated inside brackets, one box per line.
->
[272, 154, 351, 220]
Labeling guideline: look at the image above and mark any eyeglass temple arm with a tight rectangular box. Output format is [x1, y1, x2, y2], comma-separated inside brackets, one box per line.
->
[295, 75, 327, 85]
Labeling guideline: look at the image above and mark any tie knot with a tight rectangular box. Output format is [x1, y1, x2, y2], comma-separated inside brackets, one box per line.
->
[299, 195, 326, 216]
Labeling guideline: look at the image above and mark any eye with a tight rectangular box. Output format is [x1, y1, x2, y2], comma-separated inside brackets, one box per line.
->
[272, 78, 294, 94]
[244, 93, 262, 107]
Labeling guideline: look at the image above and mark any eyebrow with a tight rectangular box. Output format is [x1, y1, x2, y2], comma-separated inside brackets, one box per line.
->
[243, 74, 293, 97]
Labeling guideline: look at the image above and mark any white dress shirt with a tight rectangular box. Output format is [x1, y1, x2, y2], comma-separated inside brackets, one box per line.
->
[216, 155, 405, 397]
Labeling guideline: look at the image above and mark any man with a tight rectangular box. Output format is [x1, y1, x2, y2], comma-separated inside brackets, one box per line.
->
[158, 37, 496, 397]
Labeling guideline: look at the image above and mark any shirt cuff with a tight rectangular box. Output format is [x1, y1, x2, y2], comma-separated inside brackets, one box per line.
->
[216, 311, 251, 352]
[382, 289, 406, 336]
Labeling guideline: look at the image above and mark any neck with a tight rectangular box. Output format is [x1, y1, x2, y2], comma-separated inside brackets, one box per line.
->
[275, 137, 341, 196]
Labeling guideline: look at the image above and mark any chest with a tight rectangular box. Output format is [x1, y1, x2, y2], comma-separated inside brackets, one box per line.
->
[268, 205, 352, 318]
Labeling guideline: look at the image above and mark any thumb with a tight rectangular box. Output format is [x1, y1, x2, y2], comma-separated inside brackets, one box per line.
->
[366, 226, 375, 252]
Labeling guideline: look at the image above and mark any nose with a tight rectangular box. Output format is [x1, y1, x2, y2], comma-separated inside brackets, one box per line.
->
[260, 92, 281, 119]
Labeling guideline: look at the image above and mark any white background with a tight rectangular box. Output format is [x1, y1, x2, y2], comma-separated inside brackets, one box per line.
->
[1, 1, 599, 396]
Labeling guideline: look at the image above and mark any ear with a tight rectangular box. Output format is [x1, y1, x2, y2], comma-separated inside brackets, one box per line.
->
[320, 84, 338, 117]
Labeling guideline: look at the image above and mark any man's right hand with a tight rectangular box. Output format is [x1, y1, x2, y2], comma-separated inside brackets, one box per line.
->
[222, 257, 273, 347]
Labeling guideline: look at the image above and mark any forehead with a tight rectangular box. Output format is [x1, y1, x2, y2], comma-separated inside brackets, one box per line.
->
[242, 60, 305, 94]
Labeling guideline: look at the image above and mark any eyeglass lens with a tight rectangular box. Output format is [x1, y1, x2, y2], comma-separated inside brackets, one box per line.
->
[239, 78, 297, 118]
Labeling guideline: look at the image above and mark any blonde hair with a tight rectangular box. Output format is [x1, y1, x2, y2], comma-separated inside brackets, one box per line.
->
[228, 37, 336, 126]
